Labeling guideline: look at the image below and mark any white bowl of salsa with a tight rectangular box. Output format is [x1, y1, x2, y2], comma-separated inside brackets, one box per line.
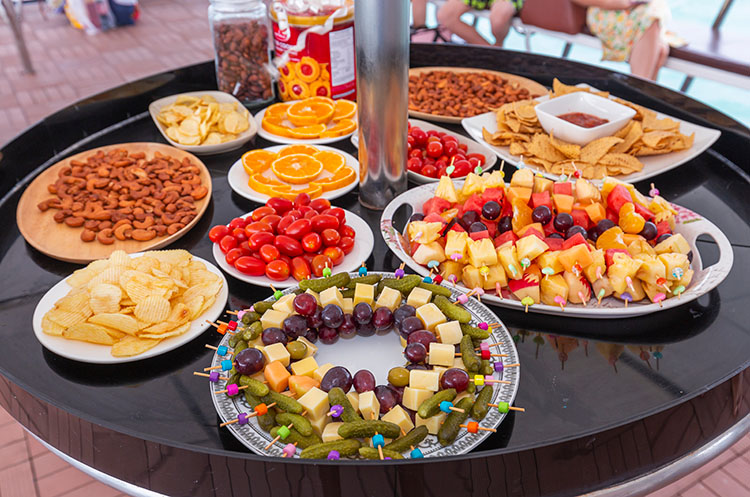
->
[534, 92, 636, 146]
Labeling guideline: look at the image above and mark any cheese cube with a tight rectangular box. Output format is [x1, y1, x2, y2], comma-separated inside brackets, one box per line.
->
[435, 321, 462, 345]
[310, 413, 330, 437]
[320, 286, 344, 308]
[415, 303, 446, 332]
[322, 422, 344, 442]
[409, 369, 440, 391]
[272, 294, 295, 314]
[297, 336, 318, 357]
[313, 363, 335, 383]
[406, 287, 433, 308]
[416, 411, 446, 435]
[305, 288, 320, 304]
[399, 336, 407, 348]
[358, 391, 380, 420]
[262, 342, 290, 367]
[298, 387, 330, 420]
[260, 309, 289, 329]
[353, 283, 375, 306]
[454, 390, 472, 403]
[290, 356, 318, 377]
[264, 360, 290, 392]
[381, 405, 414, 434]
[428, 342, 455, 367]
[402, 387, 433, 411]
[342, 297, 354, 314]
[433, 366, 449, 380]
[375, 286, 402, 311]
[452, 356, 467, 370]
[346, 391, 359, 413]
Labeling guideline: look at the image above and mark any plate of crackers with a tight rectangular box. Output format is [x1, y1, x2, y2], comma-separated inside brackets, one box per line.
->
[33, 250, 228, 364]
[462, 79, 721, 184]
[149, 91, 257, 155]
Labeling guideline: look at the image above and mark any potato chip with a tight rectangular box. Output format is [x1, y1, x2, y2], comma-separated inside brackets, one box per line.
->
[42, 315, 65, 336]
[88, 313, 140, 335]
[134, 295, 170, 324]
[184, 296, 205, 320]
[89, 283, 122, 314]
[111, 335, 162, 357]
[55, 291, 91, 312]
[63, 323, 117, 345]
[157, 94, 249, 146]
[46, 307, 89, 328]
[108, 250, 131, 267]
[150, 249, 192, 266]
[140, 322, 190, 340]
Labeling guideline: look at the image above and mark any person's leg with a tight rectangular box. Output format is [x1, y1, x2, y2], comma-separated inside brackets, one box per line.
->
[412, 0, 427, 27]
[489, 0, 515, 46]
[437, 0, 490, 46]
[629, 21, 667, 80]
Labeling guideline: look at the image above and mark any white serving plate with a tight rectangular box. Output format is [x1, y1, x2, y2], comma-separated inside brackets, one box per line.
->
[380, 181, 733, 318]
[32, 255, 229, 364]
[210, 272, 520, 458]
[148, 91, 257, 155]
[227, 144, 359, 203]
[351, 119, 498, 185]
[212, 209, 374, 288]
[461, 85, 721, 185]
[254, 100, 356, 145]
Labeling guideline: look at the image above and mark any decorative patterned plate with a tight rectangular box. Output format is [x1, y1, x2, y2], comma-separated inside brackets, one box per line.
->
[380, 181, 734, 319]
[209, 272, 520, 458]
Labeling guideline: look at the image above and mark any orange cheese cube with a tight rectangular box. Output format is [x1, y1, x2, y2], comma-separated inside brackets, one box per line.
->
[553, 194, 574, 214]
[264, 360, 291, 393]
[288, 375, 320, 397]
[506, 186, 532, 205]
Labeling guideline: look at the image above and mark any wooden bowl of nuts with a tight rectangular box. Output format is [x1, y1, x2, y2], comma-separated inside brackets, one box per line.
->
[16, 143, 212, 263]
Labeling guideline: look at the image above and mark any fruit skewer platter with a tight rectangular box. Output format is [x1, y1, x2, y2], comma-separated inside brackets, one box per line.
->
[206, 271, 520, 459]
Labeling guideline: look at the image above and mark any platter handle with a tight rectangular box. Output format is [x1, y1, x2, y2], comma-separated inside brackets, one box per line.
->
[680, 217, 734, 290]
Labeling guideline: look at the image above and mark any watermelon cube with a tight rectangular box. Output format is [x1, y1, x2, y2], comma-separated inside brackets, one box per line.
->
[494, 230, 518, 248]
[606, 185, 633, 213]
[531, 191, 552, 210]
[552, 182, 573, 196]
[562, 233, 588, 250]
[469, 230, 491, 241]
[634, 202, 655, 221]
[423, 197, 452, 217]
[545, 237, 564, 251]
[571, 209, 590, 230]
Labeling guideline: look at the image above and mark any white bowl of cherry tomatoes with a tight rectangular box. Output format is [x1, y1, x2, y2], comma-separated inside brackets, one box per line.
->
[406, 119, 497, 184]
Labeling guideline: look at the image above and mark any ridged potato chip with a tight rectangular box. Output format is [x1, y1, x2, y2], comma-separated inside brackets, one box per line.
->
[63, 323, 117, 345]
[90, 283, 122, 314]
[88, 313, 140, 335]
[157, 95, 249, 146]
[134, 295, 171, 323]
[140, 322, 190, 340]
[111, 335, 163, 357]
[42, 315, 66, 336]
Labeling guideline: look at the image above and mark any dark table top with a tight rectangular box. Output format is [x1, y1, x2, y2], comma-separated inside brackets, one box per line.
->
[0, 44, 749, 496]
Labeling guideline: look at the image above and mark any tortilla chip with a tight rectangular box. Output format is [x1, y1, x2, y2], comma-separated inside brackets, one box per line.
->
[580, 136, 623, 164]
[549, 134, 580, 159]
[529, 134, 567, 163]
[643, 113, 680, 132]
[599, 153, 644, 173]
[611, 121, 643, 154]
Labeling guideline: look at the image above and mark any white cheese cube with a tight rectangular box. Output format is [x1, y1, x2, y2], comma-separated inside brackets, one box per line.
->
[358, 391, 380, 420]
[346, 391, 359, 413]
[319, 286, 344, 308]
[272, 294, 295, 314]
[433, 366, 448, 380]
[290, 356, 318, 377]
[415, 411, 446, 435]
[428, 342, 455, 367]
[353, 283, 375, 306]
[406, 287, 433, 308]
[415, 303, 446, 332]
[305, 288, 320, 304]
[310, 414, 330, 437]
[381, 405, 414, 434]
[452, 356, 467, 370]
[409, 369, 440, 391]
[313, 363, 335, 383]
[298, 387, 330, 420]
[260, 309, 289, 329]
[321, 422, 343, 442]
[402, 387, 432, 411]
[375, 286, 402, 311]
[435, 321, 463, 345]
[262, 342, 290, 367]
[342, 297, 354, 314]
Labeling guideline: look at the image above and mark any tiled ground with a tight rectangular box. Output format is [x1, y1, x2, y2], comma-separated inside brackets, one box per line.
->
[2, 1, 750, 496]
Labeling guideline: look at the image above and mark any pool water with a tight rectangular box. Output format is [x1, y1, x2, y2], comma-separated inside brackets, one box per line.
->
[420, 0, 750, 128]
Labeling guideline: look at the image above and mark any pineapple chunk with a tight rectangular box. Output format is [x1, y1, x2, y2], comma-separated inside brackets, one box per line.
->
[540, 273, 568, 306]
[654, 233, 690, 255]
[563, 271, 591, 304]
[467, 238, 498, 268]
[482, 263, 508, 290]
[537, 251, 565, 275]
[658, 253, 689, 281]
[461, 172, 485, 196]
[636, 256, 666, 286]
[533, 176, 553, 193]
[607, 252, 643, 293]
[510, 168, 534, 189]
[592, 276, 614, 300]
[516, 235, 549, 262]
[462, 265, 483, 290]
[413, 242, 446, 265]
[497, 244, 522, 280]
[615, 277, 646, 302]
[408, 221, 443, 244]
[574, 178, 600, 203]
[481, 170, 506, 189]
[641, 280, 662, 302]
[439, 260, 464, 283]
[435, 175, 458, 203]
[582, 249, 605, 282]
[628, 239, 656, 257]
[444, 230, 469, 261]
[677, 268, 694, 288]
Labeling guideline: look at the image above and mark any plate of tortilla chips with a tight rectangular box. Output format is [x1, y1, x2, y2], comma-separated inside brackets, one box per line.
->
[462, 79, 721, 184]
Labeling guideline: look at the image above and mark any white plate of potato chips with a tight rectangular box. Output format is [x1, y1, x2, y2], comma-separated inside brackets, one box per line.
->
[33, 250, 228, 364]
[462, 79, 721, 184]
[149, 91, 257, 155]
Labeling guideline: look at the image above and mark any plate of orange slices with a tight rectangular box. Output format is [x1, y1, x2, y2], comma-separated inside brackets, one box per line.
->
[255, 97, 357, 145]
[228, 144, 359, 203]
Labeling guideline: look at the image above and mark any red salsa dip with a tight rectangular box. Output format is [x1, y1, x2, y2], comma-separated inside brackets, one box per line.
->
[557, 112, 609, 128]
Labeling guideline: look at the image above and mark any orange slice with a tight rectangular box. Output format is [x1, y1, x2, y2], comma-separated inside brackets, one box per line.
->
[271, 154, 324, 184]
[287, 124, 327, 139]
[265, 102, 290, 119]
[270, 185, 323, 200]
[242, 149, 277, 176]
[300, 185, 323, 198]
[306, 96, 335, 107]
[287, 101, 335, 127]
[320, 118, 356, 138]
[278, 144, 320, 157]
[311, 166, 356, 191]
[332, 100, 357, 121]
[313, 150, 346, 173]
[262, 116, 293, 137]
[248, 175, 291, 195]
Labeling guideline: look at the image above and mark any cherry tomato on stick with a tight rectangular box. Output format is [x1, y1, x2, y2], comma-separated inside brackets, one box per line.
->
[311, 254, 333, 277]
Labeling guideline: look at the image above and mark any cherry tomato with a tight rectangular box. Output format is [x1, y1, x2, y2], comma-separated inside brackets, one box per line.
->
[274, 234, 304, 257]
[301, 232, 322, 252]
[301, 252, 316, 266]
[294, 192, 311, 208]
[286, 209, 302, 221]
[423, 157, 435, 166]
[285, 218, 312, 239]
[340, 225, 356, 238]
[219, 235, 237, 254]
[259, 244, 281, 263]
[208, 225, 230, 243]
[291, 256, 312, 281]
[311, 254, 333, 277]
[298, 205, 314, 215]
[225, 247, 243, 265]
[421, 164, 438, 178]
[409, 148, 424, 159]
[232, 228, 248, 243]
[442, 135, 458, 144]
[436, 163, 448, 178]
[435, 159, 448, 170]
[278, 254, 293, 268]
[228, 217, 247, 230]
[303, 210, 317, 220]
[407, 157, 423, 172]
[427, 135, 441, 144]
[339, 236, 354, 254]
[443, 141, 458, 156]
[234, 256, 265, 276]
[277, 215, 296, 235]
[323, 246, 345, 265]
[323, 207, 346, 226]
[261, 214, 281, 232]
[427, 130, 440, 138]
[468, 157, 481, 169]
[248, 231, 275, 251]
[266, 197, 293, 215]
[238, 241, 252, 256]
[452, 159, 471, 177]
[251, 206, 276, 221]
[410, 128, 427, 146]
[321, 228, 341, 247]
[265, 260, 290, 281]
[244, 221, 273, 237]
[467, 153, 485, 165]
[458, 143, 468, 153]
[407, 135, 415, 148]
[311, 214, 339, 232]
[310, 198, 331, 212]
